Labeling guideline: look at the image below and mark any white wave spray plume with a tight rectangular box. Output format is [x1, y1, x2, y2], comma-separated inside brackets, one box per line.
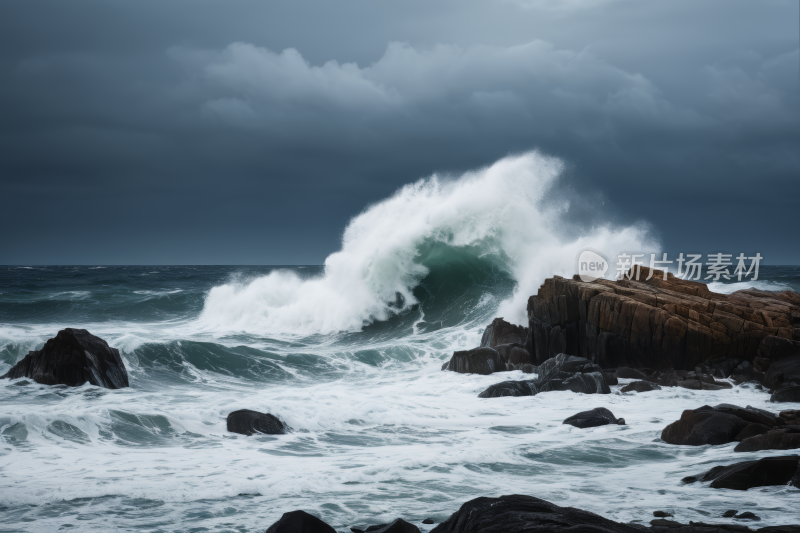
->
[198, 151, 657, 335]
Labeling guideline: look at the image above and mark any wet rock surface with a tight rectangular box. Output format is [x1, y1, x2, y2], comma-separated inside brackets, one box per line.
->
[563, 407, 625, 428]
[478, 354, 611, 398]
[682, 456, 800, 490]
[527, 268, 799, 372]
[661, 404, 800, 451]
[1, 328, 129, 389]
[227, 409, 286, 436]
[429, 494, 640, 533]
[265, 510, 336, 533]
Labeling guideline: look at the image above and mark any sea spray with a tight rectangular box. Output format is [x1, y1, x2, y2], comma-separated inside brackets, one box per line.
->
[197, 152, 657, 335]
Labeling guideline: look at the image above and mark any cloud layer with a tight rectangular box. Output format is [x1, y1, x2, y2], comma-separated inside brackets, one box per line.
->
[0, 0, 798, 264]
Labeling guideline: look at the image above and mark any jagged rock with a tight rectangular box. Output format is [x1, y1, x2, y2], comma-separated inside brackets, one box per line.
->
[772, 385, 800, 402]
[621, 380, 661, 393]
[563, 407, 624, 428]
[525, 269, 800, 373]
[429, 494, 641, 533]
[734, 427, 800, 452]
[521, 364, 536, 374]
[227, 409, 286, 436]
[1, 328, 129, 389]
[265, 510, 336, 533]
[480, 318, 529, 350]
[661, 405, 749, 446]
[478, 354, 610, 398]
[615, 367, 648, 380]
[443, 347, 506, 375]
[494, 343, 534, 367]
[682, 456, 800, 490]
[603, 372, 619, 386]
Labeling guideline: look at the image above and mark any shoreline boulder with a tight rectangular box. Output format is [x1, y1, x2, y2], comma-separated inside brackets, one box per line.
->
[429, 494, 640, 533]
[682, 456, 800, 490]
[1, 328, 129, 389]
[265, 510, 335, 533]
[443, 347, 506, 375]
[227, 409, 286, 436]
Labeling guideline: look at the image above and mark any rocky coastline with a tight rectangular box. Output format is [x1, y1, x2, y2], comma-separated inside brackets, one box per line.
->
[3, 267, 799, 532]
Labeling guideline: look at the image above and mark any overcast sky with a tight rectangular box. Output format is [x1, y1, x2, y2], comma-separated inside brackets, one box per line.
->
[1, 0, 798, 264]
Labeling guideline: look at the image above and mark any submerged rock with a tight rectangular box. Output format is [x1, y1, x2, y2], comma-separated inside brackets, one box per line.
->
[563, 407, 624, 429]
[682, 456, 800, 490]
[429, 494, 640, 533]
[478, 354, 611, 398]
[265, 510, 335, 533]
[1, 328, 129, 389]
[620, 380, 661, 393]
[227, 409, 286, 436]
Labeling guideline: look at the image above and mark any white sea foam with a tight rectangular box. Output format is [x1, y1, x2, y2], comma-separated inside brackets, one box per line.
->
[707, 279, 792, 295]
[198, 152, 657, 335]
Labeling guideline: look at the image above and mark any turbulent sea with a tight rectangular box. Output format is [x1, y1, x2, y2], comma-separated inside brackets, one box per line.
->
[1, 154, 799, 532]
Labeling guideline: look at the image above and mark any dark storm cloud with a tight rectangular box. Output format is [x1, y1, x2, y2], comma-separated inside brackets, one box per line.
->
[1, 0, 798, 264]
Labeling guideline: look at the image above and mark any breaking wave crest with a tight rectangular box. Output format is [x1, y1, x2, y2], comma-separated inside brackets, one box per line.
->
[197, 152, 657, 335]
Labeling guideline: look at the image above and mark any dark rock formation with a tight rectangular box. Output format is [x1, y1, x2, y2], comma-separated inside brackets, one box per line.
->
[478, 354, 610, 398]
[733, 423, 771, 442]
[366, 519, 420, 533]
[661, 406, 749, 446]
[621, 380, 662, 393]
[1, 328, 129, 389]
[765, 354, 800, 389]
[265, 510, 336, 533]
[780, 410, 800, 424]
[526, 269, 799, 372]
[480, 318, 529, 351]
[429, 494, 640, 533]
[660, 404, 796, 447]
[653, 511, 674, 518]
[734, 513, 760, 521]
[227, 409, 286, 436]
[772, 384, 800, 402]
[722, 511, 737, 518]
[714, 404, 779, 427]
[682, 456, 800, 490]
[494, 343, 534, 367]
[563, 407, 624, 428]
[422, 519, 435, 525]
[442, 347, 506, 375]
[734, 427, 800, 452]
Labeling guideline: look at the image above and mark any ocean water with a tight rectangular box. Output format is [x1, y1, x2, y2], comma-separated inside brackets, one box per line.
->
[2, 154, 799, 532]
